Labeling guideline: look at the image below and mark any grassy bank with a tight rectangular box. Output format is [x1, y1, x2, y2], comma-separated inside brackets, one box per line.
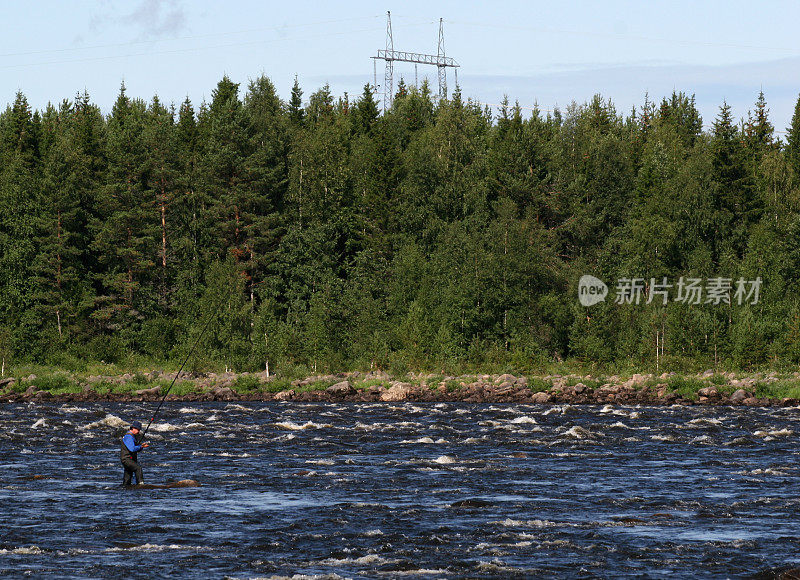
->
[3, 363, 800, 402]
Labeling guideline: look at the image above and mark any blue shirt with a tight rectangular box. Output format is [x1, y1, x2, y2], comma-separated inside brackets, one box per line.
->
[123, 432, 144, 453]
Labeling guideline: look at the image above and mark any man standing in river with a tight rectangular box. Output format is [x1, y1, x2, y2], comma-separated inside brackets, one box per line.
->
[121, 420, 149, 486]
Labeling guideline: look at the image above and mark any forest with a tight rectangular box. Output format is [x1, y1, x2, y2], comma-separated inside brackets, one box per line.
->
[1, 75, 799, 375]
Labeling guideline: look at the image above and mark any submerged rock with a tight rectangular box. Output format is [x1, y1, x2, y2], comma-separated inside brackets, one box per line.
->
[450, 498, 493, 508]
[132, 479, 201, 490]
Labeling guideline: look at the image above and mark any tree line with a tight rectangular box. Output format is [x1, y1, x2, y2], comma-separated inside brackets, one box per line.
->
[2, 75, 800, 374]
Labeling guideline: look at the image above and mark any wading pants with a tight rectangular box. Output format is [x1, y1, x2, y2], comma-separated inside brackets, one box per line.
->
[122, 458, 143, 485]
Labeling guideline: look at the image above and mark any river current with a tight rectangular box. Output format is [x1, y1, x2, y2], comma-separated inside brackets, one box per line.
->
[1, 401, 799, 578]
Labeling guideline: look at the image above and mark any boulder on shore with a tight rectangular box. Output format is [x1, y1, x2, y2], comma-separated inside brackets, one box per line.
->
[531, 391, 551, 404]
[730, 389, 750, 404]
[210, 386, 237, 400]
[381, 382, 413, 402]
[326, 381, 354, 396]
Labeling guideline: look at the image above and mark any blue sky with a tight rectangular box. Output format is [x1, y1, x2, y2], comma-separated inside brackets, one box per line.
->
[4, 0, 800, 133]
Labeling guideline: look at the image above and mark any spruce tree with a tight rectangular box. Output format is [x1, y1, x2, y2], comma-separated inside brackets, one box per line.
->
[92, 85, 153, 341]
[288, 76, 305, 127]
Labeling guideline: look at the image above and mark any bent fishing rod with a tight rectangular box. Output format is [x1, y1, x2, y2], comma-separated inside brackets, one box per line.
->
[141, 297, 222, 440]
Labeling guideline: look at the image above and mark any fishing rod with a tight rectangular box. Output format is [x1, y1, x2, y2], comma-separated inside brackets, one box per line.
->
[141, 295, 223, 440]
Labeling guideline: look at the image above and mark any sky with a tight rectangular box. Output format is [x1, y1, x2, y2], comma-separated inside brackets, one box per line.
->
[4, 0, 800, 134]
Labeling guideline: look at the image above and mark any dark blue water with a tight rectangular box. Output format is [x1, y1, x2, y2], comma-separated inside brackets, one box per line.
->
[2, 401, 800, 578]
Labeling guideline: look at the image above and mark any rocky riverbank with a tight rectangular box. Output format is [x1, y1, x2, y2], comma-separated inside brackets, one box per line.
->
[2, 369, 800, 406]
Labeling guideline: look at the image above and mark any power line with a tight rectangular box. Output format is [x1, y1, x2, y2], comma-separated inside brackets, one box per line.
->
[372, 12, 459, 111]
[447, 18, 800, 55]
[0, 22, 418, 72]
[0, 15, 382, 60]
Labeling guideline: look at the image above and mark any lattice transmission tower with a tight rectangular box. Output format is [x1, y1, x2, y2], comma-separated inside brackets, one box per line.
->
[372, 12, 459, 111]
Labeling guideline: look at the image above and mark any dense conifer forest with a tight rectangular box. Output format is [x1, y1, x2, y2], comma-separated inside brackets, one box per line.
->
[1, 75, 799, 374]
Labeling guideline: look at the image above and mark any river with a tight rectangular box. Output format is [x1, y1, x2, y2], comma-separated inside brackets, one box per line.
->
[1, 401, 799, 578]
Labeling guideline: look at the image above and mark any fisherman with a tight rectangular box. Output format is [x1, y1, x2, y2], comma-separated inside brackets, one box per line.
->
[120, 420, 149, 486]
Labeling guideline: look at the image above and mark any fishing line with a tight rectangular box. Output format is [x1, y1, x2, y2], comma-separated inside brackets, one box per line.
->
[141, 290, 227, 439]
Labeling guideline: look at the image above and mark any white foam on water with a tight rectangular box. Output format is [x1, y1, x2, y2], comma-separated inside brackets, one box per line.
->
[224, 403, 251, 412]
[725, 436, 752, 446]
[561, 426, 598, 439]
[689, 435, 712, 444]
[754, 428, 793, 438]
[306, 459, 335, 465]
[376, 569, 449, 576]
[273, 434, 297, 442]
[104, 543, 212, 552]
[30, 418, 46, 429]
[510, 416, 538, 424]
[320, 554, 397, 566]
[477, 559, 520, 573]
[354, 422, 382, 431]
[0, 546, 44, 555]
[464, 437, 482, 443]
[149, 423, 181, 432]
[434, 455, 456, 464]
[178, 407, 202, 414]
[652, 434, 677, 442]
[82, 414, 128, 430]
[609, 421, 632, 429]
[207, 414, 218, 421]
[59, 405, 88, 413]
[183, 422, 205, 429]
[363, 529, 383, 536]
[250, 575, 346, 580]
[258, 575, 348, 580]
[56, 548, 90, 555]
[543, 405, 571, 416]
[274, 421, 332, 430]
[401, 436, 435, 444]
[741, 468, 788, 476]
[600, 405, 641, 419]
[688, 417, 723, 426]
[492, 518, 554, 527]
